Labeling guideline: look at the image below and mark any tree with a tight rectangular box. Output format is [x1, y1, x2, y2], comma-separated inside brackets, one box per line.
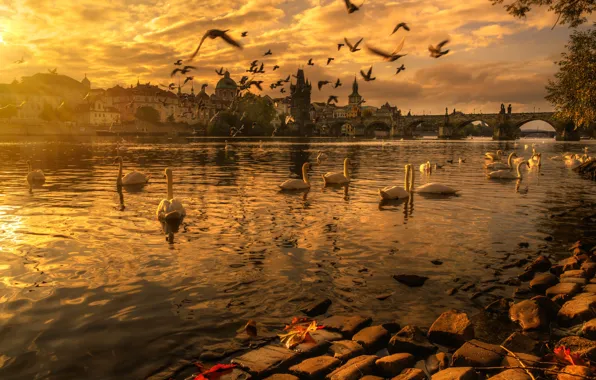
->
[491, 0, 595, 28]
[207, 111, 237, 136]
[545, 27, 596, 129]
[236, 93, 276, 135]
[135, 106, 160, 123]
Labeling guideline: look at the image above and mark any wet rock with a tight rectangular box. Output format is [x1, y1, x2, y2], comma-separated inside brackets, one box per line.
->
[376, 293, 393, 301]
[529, 273, 558, 294]
[451, 340, 504, 367]
[290, 356, 341, 380]
[301, 299, 332, 317]
[545, 236, 554, 242]
[381, 322, 401, 333]
[513, 285, 534, 299]
[503, 277, 522, 286]
[326, 355, 378, 380]
[446, 288, 458, 296]
[320, 316, 372, 338]
[581, 318, 596, 340]
[557, 336, 596, 361]
[360, 377, 383, 380]
[485, 298, 512, 315]
[431, 260, 443, 265]
[460, 283, 475, 291]
[524, 255, 551, 273]
[518, 242, 530, 248]
[560, 277, 588, 285]
[545, 283, 582, 298]
[431, 367, 478, 380]
[375, 353, 416, 377]
[517, 270, 534, 282]
[352, 326, 390, 353]
[295, 329, 344, 355]
[428, 310, 474, 347]
[585, 284, 596, 293]
[509, 299, 551, 330]
[503, 259, 528, 269]
[328, 340, 365, 362]
[210, 369, 254, 380]
[561, 269, 587, 279]
[392, 368, 426, 380]
[501, 332, 542, 355]
[501, 352, 541, 368]
[264, 374, 300, 380]
[232, 345, 298, 377]
[580, 262, 596, 278]
[393, 274, 428, 287]
[551, 258, 580, 276]
[388, 325, 437, 357]
[557, 294, 596, 327]
[426, 352, 450, 374]
[488, 369, 531, 380]
[557, 365, 594, 380]
[551, 294, 572, 306]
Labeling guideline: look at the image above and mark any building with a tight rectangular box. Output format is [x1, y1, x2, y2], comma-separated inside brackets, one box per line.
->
[75, 98, 120, 126]
[290, 69, 312, 134]
[270, 96, 291, 129]
[105, 81, 178, 123]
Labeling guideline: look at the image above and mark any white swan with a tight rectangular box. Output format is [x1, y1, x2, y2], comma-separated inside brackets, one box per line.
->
[486, 152, 517, 170]
[379, 164, 411, 200]
[419, 161, 431, 173]
[316, 151, 328, 165]
[528, 153, 541, 168]
[115, 156, 149, 186]
[485, 150, 503, 161]
[322, 158, 351, 185]
[413, 167, 458, 194]
[487, 160, 527, 179]
[280, 163, 311, 190]
[565, 155, 582, 169]
[156, 168, 186, 222]
[26, 160, 46, 189]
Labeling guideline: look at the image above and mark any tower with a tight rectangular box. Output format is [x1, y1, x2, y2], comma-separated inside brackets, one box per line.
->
[348, 76, 362, 106]
[290, 69, 312, 134]
[81, 74, 91, 90]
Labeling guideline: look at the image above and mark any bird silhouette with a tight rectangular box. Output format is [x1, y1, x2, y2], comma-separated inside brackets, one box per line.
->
[283, 75, 291, 83]
[327, 58, 334, 65]
[257, 63, 265, 73]
[270, 83, 277, 89]
[83, 92, 91, 100]
[14, 56, 24, 64]
[334, 78, 342, 88]
[357, 99, 366, 105]
[248, 81, 263, 91]
[241, 31, 248, 37]
[307, 58, 314, 66]
[273, 65, 280, 71]
[189, 29, 243, 60]
[171, 65, 196, 77]
[392, 23, 410, 34]
[318, 81, 331, 90]
[366, 38, 407, 62]
[184, 76, 194, 85]
[280, 88, 286, 93]
[239, 76, 249, 85]
[344, 0, 362, 13]
[174, 59, 183, 66]
[48, 68, 57, 75]
[215, 67, 225, 76]
[395, 64, 406, 74]
[429, 39, 450, 58]
[327, 95, 339, 104]
[360, 66, 376, 81]
[201, 84, 208, 90]
[264, 49, 272, 56]
[344, 37, 363, 52]
[337, 43, 345, 51]
[250, 60, 258, 67]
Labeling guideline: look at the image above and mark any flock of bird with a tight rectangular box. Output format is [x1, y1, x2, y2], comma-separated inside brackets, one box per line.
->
[23, 141, 593, 241]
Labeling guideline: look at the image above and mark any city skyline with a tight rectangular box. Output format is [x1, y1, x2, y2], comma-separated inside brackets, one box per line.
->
[0, 1, 585, 113]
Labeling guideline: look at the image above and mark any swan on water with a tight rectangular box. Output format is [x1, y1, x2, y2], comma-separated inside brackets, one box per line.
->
[485, 152, 517, 170]
[485, 150, 503, 161]
[528, 153, 542, 168]
[115, 156, 149, 186]
[156, 168, 186, 223]
[413, 166, 458, 194]
[279, 163, 311, 190]
[322, 158, 351, 185]
[316, 151, 328, 165]
[487, 160, 527, 180]
[26, 160, 46, 189]
[379, 164, 411, 200]
[419, 161, 432, 173]
[565, 154, 582, 169]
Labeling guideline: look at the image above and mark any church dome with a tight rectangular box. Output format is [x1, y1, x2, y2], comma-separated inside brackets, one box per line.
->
[216, 71, 237, 90]
[81, 74, 90, 88]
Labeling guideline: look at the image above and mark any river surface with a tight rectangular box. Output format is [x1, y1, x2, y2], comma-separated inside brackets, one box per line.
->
[1, 138, 596, 379]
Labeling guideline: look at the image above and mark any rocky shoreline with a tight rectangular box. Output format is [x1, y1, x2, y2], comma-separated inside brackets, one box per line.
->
[169, 240, 596, 380]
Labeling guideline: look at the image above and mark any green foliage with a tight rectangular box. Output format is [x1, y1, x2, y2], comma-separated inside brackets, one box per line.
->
[207, 111, 237, 136]
[236, 93, 276, 136]
[135, 106, 160, 123]
[491, 0, 595, 28]
[39, 103, 56, 121]
[545, 27, 596, 129]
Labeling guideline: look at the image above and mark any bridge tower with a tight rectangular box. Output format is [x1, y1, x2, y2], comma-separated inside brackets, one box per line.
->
[290, 69, 312, 135]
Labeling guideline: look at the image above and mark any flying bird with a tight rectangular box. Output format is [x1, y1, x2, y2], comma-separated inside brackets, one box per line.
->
[334, 79, 342, 88]
[360, 66, 376, 81]
[327, 95, 338, 105]
[273, 65, 280, 71]
[307, 58, 314, 66]
[239, 76, 249, 85]
[248, 81, 263, 91]
[14, 56, 25, 64]
[344, 37, 363, 52]
[171, 65, 196, 77]
[241, 31, 248, 37]
[392, 23, 410, 34]
[284, 115, 294, 125]
[257, 63, 265, 73]
[83, 92, 91, 100]
[357, 99, 366, 105]
[327, 58, 334, 65]
[189, 29, 243, 60]
[264, 49, 272, 56]
[337, 43, 344, 51]
[174, 59, 183, 66]
[395, 64, 406, 75]
[429, 39, 450, 58]
[48, 68, 57, 75]
[318, 80, 331, 90]
[283, 75, 291, 82]
[365, 38, 407, 62]
[57, 101, 65, 109]
[280, 88, 286, 93]
[215, 67, 225, 76]
[184, 76, 194, 85]
[344, 0, 362, 14]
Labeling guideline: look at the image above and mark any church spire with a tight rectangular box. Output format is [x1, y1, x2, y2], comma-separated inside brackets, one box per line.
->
[352, 75, 359, 95]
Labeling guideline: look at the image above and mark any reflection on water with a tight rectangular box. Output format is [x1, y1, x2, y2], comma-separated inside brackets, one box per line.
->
[1, 138, 596, 379]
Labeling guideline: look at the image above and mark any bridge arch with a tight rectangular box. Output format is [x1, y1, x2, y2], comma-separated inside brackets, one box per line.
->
[366, 120, 391, 138]
[456, 119, 494, 137]
[516, 119, 557, 138]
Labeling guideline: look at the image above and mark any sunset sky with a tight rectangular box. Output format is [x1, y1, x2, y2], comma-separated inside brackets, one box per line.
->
[0, 0, 586, 114]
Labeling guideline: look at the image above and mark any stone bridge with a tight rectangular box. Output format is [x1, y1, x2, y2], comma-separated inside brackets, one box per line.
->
[314, 107, 583, 140]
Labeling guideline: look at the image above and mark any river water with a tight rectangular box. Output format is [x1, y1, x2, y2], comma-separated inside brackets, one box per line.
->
[1, 138, 595, 379]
